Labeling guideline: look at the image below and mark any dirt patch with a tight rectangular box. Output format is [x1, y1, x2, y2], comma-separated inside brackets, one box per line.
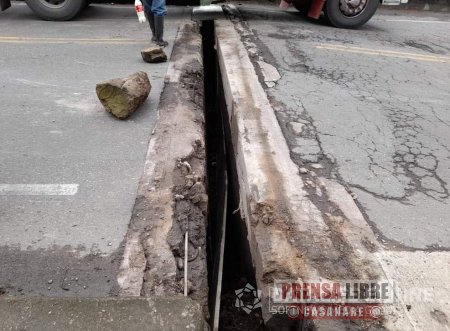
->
[118, 22, 209, 318]
[168, 138, 208, 305]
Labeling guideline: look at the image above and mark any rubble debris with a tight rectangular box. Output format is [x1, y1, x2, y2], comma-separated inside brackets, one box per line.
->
[96, 71, 151, 119]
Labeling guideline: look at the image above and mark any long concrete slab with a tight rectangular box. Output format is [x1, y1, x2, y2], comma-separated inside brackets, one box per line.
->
[117, 21, 209, 316]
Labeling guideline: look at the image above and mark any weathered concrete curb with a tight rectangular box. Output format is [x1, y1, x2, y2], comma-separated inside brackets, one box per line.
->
[0, 296, 206, 331]
[215, 19, 413, 329]
[117, 21, 209, 317]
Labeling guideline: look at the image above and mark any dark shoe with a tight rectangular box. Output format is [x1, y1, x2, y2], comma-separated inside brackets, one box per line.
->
[145, 12, 156, 41]
[155, 39, 168, 47]
[154, 15, 168, 47]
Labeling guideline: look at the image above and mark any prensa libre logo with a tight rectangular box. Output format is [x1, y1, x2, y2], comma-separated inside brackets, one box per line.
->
[269, 279, 395, 320]
[235, 283, 262, 314]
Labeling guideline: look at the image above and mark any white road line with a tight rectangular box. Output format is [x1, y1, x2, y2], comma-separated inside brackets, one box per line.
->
[0, 184, 79, 196]
[386, 19, 450, 24]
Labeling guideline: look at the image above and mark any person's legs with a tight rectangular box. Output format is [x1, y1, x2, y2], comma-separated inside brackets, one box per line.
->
[151, 0, 168, 47]
[147, 13, 156, 41]
[142, 0, 156, 41]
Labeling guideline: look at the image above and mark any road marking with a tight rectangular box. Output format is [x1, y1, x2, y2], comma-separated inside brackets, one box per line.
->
[0, 36, 146, 45]
[386, 19, 450, 24]
[316, 44, 450, 63]
[0, 184, 79, 196]
[16, 78, 58, 87]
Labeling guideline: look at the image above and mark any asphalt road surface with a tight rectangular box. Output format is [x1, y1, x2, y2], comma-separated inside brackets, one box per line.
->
[238, 5, 450, 250]
[0, 3, 190, 296]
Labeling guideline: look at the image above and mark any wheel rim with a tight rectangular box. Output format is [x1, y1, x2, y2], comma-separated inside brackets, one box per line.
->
[339, 0, 368, 17]
[38, 0, 67, 9]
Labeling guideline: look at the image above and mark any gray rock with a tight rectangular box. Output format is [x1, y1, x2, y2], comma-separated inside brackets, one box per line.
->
[96, 71, 151, 119]
[299, 167, 309, 174]
[288, 121, 305, 135]
[141, 46, 168, 63]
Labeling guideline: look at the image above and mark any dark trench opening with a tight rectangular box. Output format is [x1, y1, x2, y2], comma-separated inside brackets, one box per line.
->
[201, 20, 265, 331]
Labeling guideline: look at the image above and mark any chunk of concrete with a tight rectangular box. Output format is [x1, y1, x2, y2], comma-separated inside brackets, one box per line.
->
[96, 71, 151, 119]
[141, 46, 168, 63]
[0, 297, 207, 331]
[257, 60, 281, 86]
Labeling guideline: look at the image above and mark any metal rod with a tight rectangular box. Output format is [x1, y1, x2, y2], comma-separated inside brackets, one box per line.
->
[184, 230, 189, 297]
[213, 172, 227, 331]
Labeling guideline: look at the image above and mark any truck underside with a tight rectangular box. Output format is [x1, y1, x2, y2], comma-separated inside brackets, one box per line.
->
[1, 0, 404, 28]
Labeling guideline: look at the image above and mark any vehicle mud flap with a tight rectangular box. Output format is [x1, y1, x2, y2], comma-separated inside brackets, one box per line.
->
[1, 0, 11, 11]
[308, 0, 325, 19]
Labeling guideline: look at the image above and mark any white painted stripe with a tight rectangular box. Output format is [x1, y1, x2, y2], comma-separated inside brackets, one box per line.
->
[386, 19, 450, 24]
[0, 184, 79, 196]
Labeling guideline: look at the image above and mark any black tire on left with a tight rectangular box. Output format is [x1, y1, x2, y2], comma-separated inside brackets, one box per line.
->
[25, 0, 86, 21]
[324, 0, 379, 28]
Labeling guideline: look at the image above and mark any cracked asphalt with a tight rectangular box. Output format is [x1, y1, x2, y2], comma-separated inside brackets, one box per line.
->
[238, 5, 450, 250]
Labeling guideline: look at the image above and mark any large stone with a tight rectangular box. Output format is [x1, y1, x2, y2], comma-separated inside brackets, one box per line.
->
[96, 71, 151, 119]
[141, 46, 168, 63]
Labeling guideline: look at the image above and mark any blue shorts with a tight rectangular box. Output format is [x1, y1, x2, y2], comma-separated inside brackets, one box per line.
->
[143, 0, 167, 16]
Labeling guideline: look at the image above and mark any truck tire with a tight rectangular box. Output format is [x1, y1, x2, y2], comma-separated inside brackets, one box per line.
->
[25, 0, 86, 21]
[324, 0, 379, 28]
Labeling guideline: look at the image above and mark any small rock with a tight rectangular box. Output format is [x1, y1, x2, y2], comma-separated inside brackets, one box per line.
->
[289, 122, 305, 135]
[48, 279, 53, 284]
[108, 242, 112, 246]
[247, 47, 258, 57]
[305, 180, 315, 187]
[177, 258, 184, 270]
[310, 163, 324, 169]
[299, 167, 308, 174]
[141, 46, 167, 63]
[350, 192, 357, 199]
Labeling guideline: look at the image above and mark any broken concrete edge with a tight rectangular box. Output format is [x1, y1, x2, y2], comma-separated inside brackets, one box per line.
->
[215, 19, 416, 329]
[117, 20, 209, 321]
[0, 296, 207, 331]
